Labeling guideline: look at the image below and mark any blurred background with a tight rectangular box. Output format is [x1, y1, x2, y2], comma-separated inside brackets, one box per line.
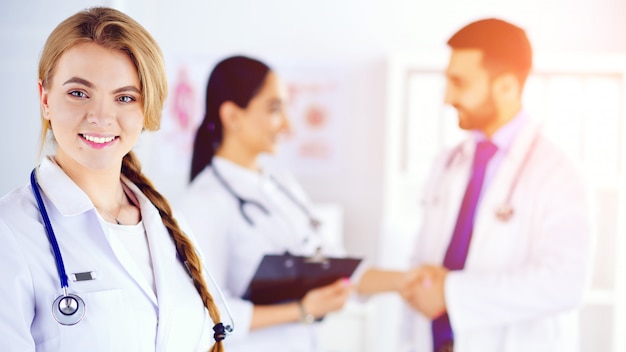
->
[1, 0, 625, 351]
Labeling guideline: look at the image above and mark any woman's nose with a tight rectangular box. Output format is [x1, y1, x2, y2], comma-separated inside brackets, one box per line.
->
[281, 112, 292, 135]
[86, 101, 115, 126]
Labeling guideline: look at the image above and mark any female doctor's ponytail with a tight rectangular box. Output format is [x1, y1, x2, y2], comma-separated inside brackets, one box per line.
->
[122, 152, 225, 352]
[190, 55, 271, 182]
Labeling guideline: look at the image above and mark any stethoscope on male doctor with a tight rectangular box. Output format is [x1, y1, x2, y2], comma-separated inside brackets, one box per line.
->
[30, 169, 236, 334]
[426, 127, 541, 222]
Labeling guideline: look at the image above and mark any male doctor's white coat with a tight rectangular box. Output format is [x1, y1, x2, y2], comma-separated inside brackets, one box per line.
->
[404, 116, 594, 352]
[0, 157, 214, 352]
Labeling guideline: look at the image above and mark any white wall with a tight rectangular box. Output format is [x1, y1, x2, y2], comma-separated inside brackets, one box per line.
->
[2, 0, 625, 264]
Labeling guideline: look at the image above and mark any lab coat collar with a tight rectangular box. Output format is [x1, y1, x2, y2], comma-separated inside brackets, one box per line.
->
[212, 156, 270, 188]
[36, 156, 94, 216]
[470, 109, 529, 154]
[36, 156, 168, 225]
[454, 110, 528, 164]
[37, 157, 166, 305]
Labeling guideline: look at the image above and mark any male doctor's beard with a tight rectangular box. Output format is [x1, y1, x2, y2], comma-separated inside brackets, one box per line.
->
[453, 93, 498, 132]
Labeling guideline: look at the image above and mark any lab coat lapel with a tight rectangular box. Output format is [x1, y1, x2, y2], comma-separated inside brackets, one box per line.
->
[122, 180, 210, 351]
[421, 139, 474, 264]
[102, 224, 158, 305]
[123, 181, 179, 350]
[469, 120, 541, 261]
[38, 159, 158, 305]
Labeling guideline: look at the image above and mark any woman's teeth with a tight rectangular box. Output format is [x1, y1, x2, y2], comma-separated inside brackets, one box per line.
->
[82, 134, 116, 144]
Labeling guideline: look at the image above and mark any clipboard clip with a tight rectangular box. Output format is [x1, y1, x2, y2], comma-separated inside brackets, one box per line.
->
[303, 247, 330, 266]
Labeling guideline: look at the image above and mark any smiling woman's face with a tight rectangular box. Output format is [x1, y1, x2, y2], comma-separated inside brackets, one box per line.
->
[39, 42, 144, 172]
[234, 71, 291, 156]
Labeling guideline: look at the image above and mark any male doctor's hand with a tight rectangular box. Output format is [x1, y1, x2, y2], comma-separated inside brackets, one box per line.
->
[401, 265, 449, 319]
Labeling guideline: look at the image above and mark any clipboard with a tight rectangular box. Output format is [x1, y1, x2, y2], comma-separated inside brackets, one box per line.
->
[242, 252, 362, 305]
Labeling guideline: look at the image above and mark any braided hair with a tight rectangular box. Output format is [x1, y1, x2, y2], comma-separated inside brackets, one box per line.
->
[122, 152, 225, 350]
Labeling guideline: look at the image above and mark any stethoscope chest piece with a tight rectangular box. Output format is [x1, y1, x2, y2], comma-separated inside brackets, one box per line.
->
[52, 292, 85, 326]
[495, 203, 514, 222]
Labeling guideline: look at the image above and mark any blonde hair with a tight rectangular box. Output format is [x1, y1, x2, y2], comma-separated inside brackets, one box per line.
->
[37, 7, 224, 351]
[38, 6, 165, 153]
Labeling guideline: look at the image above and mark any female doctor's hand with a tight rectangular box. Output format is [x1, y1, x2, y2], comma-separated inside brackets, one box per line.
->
[300, 278, 353, 319]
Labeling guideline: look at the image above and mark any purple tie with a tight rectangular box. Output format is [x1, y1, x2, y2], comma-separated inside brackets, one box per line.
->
[432, 140, 497, 352]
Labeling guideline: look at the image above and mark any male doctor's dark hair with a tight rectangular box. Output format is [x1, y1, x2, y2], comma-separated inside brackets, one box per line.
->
[447, 18, 533, 88]
[190, 55, 271, 182]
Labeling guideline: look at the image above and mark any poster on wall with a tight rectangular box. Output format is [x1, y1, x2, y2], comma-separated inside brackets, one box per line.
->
[148, 54, 346, 195]
[270, 63, 346, 176]
[144, 55, 215, 197]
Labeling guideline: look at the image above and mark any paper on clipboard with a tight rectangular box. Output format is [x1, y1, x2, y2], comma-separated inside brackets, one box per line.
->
[242, 252, 362, 305]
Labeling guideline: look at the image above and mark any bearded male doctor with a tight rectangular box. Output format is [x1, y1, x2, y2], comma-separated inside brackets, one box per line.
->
[400, 18, 594, 352]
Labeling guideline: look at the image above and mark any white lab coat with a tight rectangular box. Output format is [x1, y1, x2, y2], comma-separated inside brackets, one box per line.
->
[176, 157, 345, 352]
[404, 119, 594, 352]
[0, 157, 213, 352]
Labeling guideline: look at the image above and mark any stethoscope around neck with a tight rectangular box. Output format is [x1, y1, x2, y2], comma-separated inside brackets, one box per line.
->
[435, 128, 540, 222]
[493, 130, 540, 221]
[30, 169, 86, 325]
[30, 168, 235, 336]
[211, 163, 321, 230]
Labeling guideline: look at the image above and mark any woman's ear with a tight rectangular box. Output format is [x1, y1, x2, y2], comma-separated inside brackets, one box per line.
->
[219, 101, 241, 132]
[39, 80, 50, 119]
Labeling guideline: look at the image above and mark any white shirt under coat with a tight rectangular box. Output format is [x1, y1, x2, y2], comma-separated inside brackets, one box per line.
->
[0, 157, 213, 352]
[177, 156, 346, 352]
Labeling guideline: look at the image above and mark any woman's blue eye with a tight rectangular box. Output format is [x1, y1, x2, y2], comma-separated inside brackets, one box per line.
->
[118, 95, 135, 103]
[69, 91, 87, 98]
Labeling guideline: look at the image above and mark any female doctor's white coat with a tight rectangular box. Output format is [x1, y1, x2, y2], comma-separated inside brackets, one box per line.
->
[177, 156, 346, 352]
[0, 157, 213, 352]
[404, 118, 594, 352]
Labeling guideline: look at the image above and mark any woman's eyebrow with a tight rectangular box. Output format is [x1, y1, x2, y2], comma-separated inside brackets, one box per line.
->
[112, 85, 141, 94]
[63, 76, 93, 88]
[62, 77, 140, 94]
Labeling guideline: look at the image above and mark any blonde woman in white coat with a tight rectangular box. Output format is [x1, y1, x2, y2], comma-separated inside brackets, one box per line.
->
[0, 7, 227, 352]
[400, 19, 594, 352]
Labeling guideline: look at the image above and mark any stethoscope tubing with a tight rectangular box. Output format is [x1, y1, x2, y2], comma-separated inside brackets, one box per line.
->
[434, 127, 542, 221]
[200, 261, 235, 334]
[212, 164, 269, 226]
[499, 129, 541, 208]
[211, 163, 319, 229]
[30, 167, 236, 334]
[30, 169, 70, 289]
